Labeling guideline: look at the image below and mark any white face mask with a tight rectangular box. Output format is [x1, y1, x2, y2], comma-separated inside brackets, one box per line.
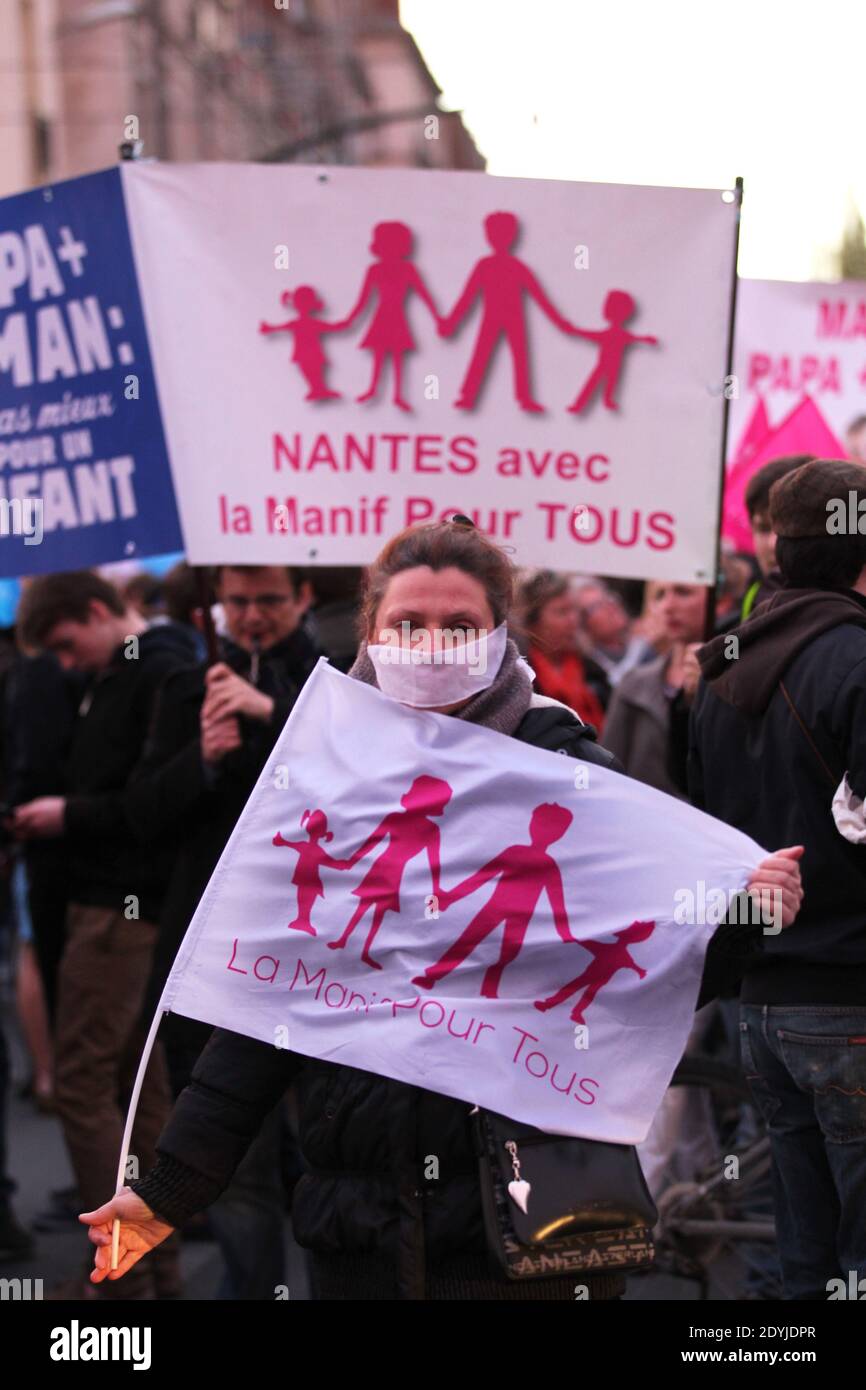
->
[367, 621, 508, 708]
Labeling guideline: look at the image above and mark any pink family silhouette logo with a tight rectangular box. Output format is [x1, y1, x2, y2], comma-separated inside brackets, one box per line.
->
[565, 290, 658, 413]
[258, 213, 658, 414]
[340, 221, 441, 412]
[272, 786, 655, 1023]
[273, 775, 450, 968]
[272, 810, 341, 935]
[259, 288, 343, 402]
[412, 802, 576, 999]
[534, 919, 656, 1023]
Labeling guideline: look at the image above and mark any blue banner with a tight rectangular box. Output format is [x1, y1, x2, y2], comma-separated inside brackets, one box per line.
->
[0, 166, 182, 576]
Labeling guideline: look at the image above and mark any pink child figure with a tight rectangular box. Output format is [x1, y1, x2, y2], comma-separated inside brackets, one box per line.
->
[413, 803, 577, 1000]
[272, 809, 344, 935]
[440, 210, 574, 413]
[338, 221, 442, 412]
[259, 287, 342, 401]
[534, 919, 656, 1024]
[565, 290, 658, 413]
[328, 775, 452, 970]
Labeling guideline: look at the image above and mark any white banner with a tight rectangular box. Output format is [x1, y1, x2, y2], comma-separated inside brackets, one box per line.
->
[161, 660, 764, 1143]
[725, 277, 866, 549]
[122, 163, 737, 581]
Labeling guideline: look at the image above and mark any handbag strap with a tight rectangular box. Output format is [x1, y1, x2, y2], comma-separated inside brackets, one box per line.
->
[778, 680, 841, 787]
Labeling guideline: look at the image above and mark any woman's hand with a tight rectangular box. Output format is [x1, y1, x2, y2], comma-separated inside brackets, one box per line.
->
[746, 845, 804, 931]
[80, 1188, 175, 1284]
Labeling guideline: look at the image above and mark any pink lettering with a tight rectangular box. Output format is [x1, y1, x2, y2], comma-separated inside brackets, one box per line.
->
[226, 938, 248, 974]
[446, 1009, 476, 1040]
[253, 954, 280, 983]
[419, 1000, 446, 1028]
[290, 957, 326, 998]
[525, 1050, 550, 1078]
[575, 1078, 600, 1106]
[391, 995, 420, 1018]
[472, 1021, 496, 1045]
[511, 1026, 539, 1063]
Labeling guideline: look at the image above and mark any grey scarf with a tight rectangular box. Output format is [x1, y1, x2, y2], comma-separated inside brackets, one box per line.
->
[348, 637, 534, 736]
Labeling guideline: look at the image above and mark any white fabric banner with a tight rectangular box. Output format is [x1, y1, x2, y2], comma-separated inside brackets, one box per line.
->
[162, 661, 765, 1143]
[122, 162, 737, 581]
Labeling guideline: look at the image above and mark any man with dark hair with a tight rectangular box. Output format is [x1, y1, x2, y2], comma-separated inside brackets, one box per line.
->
[740, 454, 815, 619]
[17, 570, 126, 649]
[689, 458, 866, 1300]
[10, 570, 198, 1298]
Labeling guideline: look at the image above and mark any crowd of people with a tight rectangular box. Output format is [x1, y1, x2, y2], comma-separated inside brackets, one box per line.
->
[0, 449, 863, 1302]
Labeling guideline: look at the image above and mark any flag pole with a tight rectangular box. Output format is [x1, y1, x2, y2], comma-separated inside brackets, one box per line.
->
[703, 175, 743, 642]
[107, 140, 217, 1272]
[195, 566, 220, 666]
[108, 572, 217, 1267]
[109, 996, 168, 1269]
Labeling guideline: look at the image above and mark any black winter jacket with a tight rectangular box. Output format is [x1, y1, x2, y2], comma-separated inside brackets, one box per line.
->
[60, 623, 199, 919]
[690, 587, 866, 1005]
[130, 700, 763, 1299]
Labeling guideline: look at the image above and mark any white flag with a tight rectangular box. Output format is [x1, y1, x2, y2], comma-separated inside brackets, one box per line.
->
[161, 659, 765, 1143]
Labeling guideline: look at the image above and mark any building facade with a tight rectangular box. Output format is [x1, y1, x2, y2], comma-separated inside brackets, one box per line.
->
[1, 0, 483, 196]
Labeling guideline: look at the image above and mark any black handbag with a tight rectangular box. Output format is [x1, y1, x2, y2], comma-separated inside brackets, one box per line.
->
[473, 1107, 657, 1281]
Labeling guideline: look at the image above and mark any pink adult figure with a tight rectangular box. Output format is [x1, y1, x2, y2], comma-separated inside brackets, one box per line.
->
[338, 221, 442, 412]
[259, 287, 343, 401]
[327, 775, 452, 970]
[439, 211, 573, 413]
[273, 809, 344, 936]
[412, 802, 577, 1000]
[534, 919, 656, 1024]
[565, 289, 658, 413]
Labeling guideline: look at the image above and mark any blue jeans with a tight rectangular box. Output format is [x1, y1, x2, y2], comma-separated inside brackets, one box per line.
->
[739, 1004, 866, 1299]
[207, 1103, 286, 1300]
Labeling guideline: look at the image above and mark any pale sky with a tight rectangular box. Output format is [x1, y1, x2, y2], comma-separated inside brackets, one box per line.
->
[400, 0, 866, 282]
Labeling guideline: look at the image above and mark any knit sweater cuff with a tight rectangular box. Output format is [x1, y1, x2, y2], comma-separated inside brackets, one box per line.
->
[128, 1154, 224, 1229]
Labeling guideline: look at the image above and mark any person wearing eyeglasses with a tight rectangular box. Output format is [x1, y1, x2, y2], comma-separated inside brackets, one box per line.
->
[128, 564, 320, 1300]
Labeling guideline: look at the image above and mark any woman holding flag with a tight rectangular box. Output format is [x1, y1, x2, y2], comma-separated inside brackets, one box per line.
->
[80, 517, 803, 1301]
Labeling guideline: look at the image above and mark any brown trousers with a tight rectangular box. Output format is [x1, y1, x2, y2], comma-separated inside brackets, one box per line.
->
[54, 903, 179, 1297]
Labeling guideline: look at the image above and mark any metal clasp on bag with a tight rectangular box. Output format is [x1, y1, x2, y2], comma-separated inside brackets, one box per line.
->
[505, 1140, 531, 1214]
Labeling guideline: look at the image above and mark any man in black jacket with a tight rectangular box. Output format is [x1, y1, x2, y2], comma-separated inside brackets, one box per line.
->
[690, 458, 866, 1300]
[128, 565, 318, 1026]
[11, 571, 198, 1298]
